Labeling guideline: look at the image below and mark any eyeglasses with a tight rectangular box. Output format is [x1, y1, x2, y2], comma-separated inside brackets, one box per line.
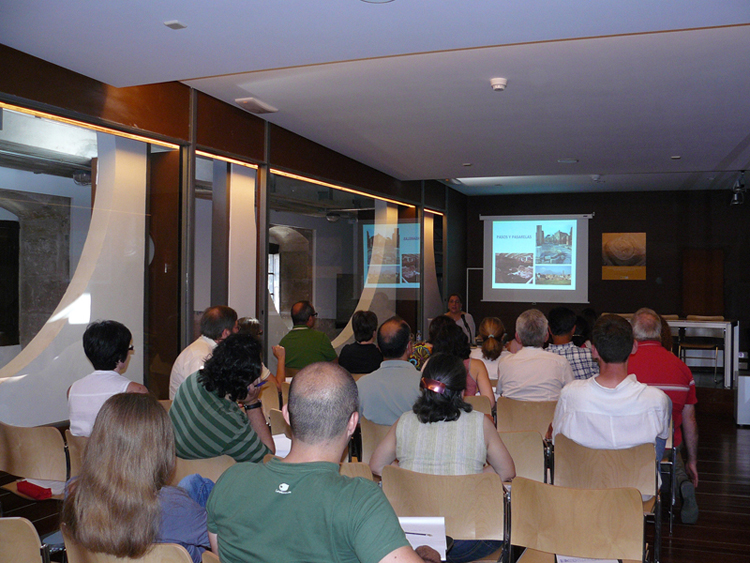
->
[312, 312, 318, 317]
[128, 345, 135, 351]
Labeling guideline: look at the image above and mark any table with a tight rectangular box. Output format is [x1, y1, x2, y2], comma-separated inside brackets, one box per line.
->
[666, 319, 739, 389]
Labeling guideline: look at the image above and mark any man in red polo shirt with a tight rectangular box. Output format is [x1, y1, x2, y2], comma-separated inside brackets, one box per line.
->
[629, 308, 699, 524]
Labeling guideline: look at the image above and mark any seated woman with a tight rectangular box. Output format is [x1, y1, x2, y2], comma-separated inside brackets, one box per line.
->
[431, 322, 496, 410]
[338, 310, 383, 374]
[62, 393, 210, 563]
[170, 333, 275, 462]
[369, 354, 515, 563]
[444, 294, 475, 345]
[237, 316, 286, 389]
[469, 317, 508, 381]
[409, 315, 454, 370]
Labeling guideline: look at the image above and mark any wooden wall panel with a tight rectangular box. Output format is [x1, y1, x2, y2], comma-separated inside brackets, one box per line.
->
[196, 92, 265, 161]
[683, 248, 724, 316]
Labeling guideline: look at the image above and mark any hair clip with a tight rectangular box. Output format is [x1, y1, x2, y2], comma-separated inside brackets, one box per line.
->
[487, 334, 495, 338]
[420, 377, 446, 394]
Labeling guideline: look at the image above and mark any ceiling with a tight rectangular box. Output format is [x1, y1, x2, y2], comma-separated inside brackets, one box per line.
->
[2, 1, 749, 195]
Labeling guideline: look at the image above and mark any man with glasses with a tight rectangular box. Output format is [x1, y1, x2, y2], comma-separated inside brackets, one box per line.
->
[279, 301, 337, 371]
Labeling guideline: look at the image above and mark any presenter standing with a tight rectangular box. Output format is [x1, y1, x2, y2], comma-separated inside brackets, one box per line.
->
[445, 294, 476, 345]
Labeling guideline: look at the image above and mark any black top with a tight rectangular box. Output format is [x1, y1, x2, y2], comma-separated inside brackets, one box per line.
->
[338, 342, 383, 375]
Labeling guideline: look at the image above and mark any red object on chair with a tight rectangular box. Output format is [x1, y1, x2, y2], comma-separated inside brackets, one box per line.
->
[16, 480, 52, 500]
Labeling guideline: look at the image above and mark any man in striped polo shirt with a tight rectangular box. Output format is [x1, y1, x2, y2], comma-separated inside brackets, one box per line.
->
[170, 333, 275, 462]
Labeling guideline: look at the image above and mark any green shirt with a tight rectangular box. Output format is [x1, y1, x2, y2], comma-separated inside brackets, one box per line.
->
[170, 372, 270, 462]
[278, 325, 338, 370]
[207, 459, 409, 563]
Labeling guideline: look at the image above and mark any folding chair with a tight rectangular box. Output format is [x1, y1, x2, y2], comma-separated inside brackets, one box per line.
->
[269, 408, 291, 438]
[339, 462, 374, 480]
[465, 395, 493, 417]
[359, 416, 391, 465]
[495, 398, 557, 481]
[63, 527, 193, 563]
[510, 477, 645, 563]
[497, 431, 545, 483]
[0, 516, 49, 563]
[382, 465, 507, 563]
[64, 430, 88, 479]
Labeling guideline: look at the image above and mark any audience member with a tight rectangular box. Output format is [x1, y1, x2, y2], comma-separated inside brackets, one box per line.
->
[469, 317, 508, 380]
[237, 316, 286, 389]
[551, 314, 670, 460]
[63, 393, 209, 563]
[206, 362, 440, 563]
[68, 320, 147, 437]
[338, 310, 383, 374]
[409, 315, 454, 370]
[496, 309, 573, 401]
[169, 306, 238, 399]
[357, 317, 421, 425]
[370, 353, 515, 563]
[546, 306, 599, 380]
[431, 322, 495, 409]
[445, 294, 475, 345]
[170, 333, 275, 462]
[278, 301, 337, 370]
[629, 308, 699, 524]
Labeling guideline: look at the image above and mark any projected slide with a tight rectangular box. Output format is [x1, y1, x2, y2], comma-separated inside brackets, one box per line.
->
[363, 223, 420, 288]
[482, 215, 590, 303]
[492, 220, 575, 289]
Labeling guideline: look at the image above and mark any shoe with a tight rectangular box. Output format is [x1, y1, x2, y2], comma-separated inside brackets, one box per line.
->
[680, 480, 699, 524]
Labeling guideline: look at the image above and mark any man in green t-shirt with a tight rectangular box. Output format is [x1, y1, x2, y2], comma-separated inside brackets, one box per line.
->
[206, 362, 439, 563]
[278, 301, 338, 370]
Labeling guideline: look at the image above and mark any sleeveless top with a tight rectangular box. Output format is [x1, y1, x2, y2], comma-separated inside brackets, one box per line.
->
[395, 410, 486, 475]
[464, 358, 478, 397]
[68, 370, 132, 436]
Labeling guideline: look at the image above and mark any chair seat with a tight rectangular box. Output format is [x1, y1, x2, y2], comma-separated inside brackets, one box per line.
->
[517, 548, 640, 563]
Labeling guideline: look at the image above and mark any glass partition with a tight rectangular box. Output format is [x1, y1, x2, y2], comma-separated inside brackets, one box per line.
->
[266, 172, 421, 368]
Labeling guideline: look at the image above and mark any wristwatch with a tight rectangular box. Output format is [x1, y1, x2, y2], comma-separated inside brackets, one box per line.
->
[243, 401, 263, 411]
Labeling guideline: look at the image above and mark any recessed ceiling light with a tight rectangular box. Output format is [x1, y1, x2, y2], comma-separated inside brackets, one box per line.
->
[671, 155, 681, 160]
[557, 158, 579, 164]
[462, 162, 472, 167]
[164, 20, 187, 30]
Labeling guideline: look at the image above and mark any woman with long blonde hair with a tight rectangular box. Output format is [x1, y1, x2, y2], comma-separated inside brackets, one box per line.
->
[62, 393, 209, 562]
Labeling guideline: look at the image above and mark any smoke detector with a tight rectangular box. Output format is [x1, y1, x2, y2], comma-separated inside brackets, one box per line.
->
[490, 77, 508, 91]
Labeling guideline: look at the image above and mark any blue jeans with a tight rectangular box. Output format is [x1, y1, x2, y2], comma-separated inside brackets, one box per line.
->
[447, 539, 504, 563]
[178, 473, 215, 508]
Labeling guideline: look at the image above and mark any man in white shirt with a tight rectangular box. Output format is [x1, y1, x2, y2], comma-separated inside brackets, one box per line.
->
[496, 309, 574, 401]
[551, 314, 670, 460]
[169, 306, 238, 399]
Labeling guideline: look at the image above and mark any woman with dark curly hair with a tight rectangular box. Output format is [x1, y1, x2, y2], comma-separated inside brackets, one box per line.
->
[170, 333, 275, 462]
[430, 322, 496, 410]
[369, 353, 514, 563]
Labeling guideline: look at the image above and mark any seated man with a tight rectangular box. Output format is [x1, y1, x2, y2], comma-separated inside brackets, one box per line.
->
[169, 306, 238, 399]
[170, 333, 275, 462]
[206, 362, 439, 563]
[279, 301, 337, 370]
[497, 309, 574, 401]
[629, 307, 699, 524]
[546, 306, 599, 380]
[551, 314, 670, 460]
[357, 316, 421, 425]
[68, 320, 148, 436]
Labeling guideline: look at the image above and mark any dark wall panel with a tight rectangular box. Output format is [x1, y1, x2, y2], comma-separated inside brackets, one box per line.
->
[196, 92, 265, 161]
[446, 187, 468, 307]
[268, 124, 417, 202]
[465, 189, 750, 349]
[1, 45, 190, 141]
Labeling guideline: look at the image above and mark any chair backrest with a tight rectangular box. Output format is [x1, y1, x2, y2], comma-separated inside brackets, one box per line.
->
[269, 408, 291, 438]
[202, 551, 220, 563]
[0, 517, 44, 563]
[65, 429, 89, 479]
[554, 434, 656, 497]
[497, 431, 545, 482]
[359, 416, 391, 464]
[260, 383, 280, 423]
[62, 527, 193, 563]
[510, 476, 644, 561]
[339, 461, 374, 480]
[281, 381, 291, 406]
[495, 398, 557, 436]
[464, 395, 492, 416]
[351, 373, 369, 381]
[381, 466, 506, 541]
[170, 455, 236, 486]
[159, 400, 173, 412]
[0, 421, 67, 481]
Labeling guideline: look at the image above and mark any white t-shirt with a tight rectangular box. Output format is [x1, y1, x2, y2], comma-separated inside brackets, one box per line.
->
[169, 336, 216, 399]
[496, 346, 574, 401]
[68, 370, 133, 436]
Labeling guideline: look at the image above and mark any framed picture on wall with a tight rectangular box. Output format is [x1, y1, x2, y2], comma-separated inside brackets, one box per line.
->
[602, 232, 646, 280]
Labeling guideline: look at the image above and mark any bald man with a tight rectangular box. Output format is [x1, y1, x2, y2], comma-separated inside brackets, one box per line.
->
[206, 362, 439, 563]
[356, 316, 422, 426]
[278, 301, 337, 370]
